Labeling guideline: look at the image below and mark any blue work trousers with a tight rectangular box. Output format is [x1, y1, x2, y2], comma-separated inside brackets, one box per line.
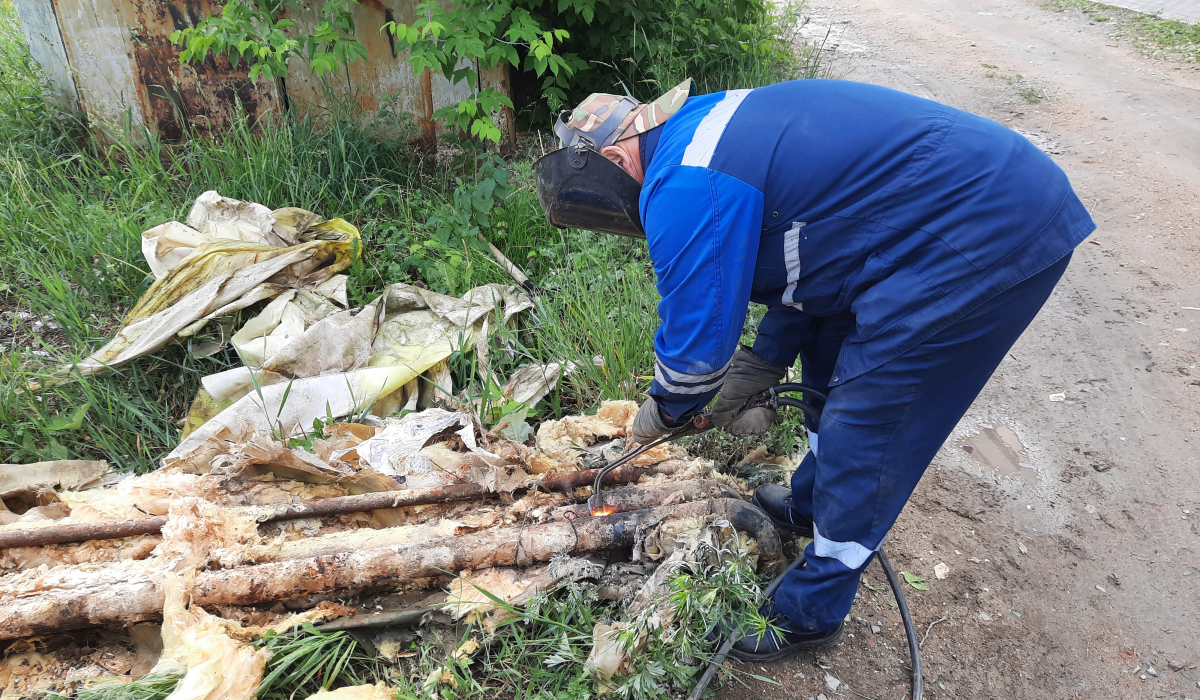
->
[772, 253, 1073, 631]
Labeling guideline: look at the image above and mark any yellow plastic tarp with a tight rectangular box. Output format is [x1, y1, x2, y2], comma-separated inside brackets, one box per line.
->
[33, 194, 359, 390]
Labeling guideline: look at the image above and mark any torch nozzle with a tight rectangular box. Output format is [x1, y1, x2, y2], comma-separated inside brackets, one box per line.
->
[587, 494, 614, 517]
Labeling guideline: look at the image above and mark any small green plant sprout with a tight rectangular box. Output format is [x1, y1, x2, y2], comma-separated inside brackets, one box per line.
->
[44, 401, 90, 432]
[286, 416, 330, 451]
[901, 571, 929, 591]
[240, 343, 296, 446]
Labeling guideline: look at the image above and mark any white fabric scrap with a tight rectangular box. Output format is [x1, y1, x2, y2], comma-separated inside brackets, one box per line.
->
[355, 409, 476, 480]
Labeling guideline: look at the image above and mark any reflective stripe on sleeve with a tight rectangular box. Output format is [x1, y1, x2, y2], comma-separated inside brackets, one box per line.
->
[653, 355, 732, 394]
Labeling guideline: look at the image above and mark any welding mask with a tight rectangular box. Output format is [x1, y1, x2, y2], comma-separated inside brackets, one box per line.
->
[534, 80, 695, 239]
[534, 137, 646, 239]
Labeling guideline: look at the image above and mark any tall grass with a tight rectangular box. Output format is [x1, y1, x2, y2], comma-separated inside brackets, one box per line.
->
[0, 5, 456, 469]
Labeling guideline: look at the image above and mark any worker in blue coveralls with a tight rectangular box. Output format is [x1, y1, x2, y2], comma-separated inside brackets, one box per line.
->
[534, 78, 1094, 661]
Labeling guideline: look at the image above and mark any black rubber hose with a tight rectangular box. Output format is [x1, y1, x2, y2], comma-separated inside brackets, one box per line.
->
[768, 382, 830, 404]
[686, 548, 922, 700]
[775, 395, 824, 428]
[878, 549, 923, 700]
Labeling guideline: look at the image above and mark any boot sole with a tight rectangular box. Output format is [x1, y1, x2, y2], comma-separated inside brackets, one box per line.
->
[726, 623, 844, 662]
[751, 492, 815, 538]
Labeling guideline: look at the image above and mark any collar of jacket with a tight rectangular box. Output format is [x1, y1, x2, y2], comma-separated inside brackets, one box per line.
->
[639, 124, 664, 176]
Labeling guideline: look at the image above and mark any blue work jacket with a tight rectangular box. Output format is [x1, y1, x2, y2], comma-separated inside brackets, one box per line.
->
[641, 79, 1095, 421]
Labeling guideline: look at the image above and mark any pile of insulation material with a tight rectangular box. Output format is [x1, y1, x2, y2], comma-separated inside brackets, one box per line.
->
[3, 191, 787, 698]
[0, 400, 780, 699]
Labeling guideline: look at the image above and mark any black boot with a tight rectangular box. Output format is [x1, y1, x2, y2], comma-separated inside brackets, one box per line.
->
[728, 599, 844, 661]
[752, 484, 814, 537]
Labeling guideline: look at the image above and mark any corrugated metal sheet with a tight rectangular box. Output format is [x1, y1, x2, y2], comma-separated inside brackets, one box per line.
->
[15, 0, 514, 144]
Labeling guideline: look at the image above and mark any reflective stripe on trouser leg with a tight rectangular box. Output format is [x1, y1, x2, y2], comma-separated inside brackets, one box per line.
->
[771, 253, 1072, 632]
[813, 523, 877, 569]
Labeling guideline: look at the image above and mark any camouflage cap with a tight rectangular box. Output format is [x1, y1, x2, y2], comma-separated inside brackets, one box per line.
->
[557, 78, 696, 149]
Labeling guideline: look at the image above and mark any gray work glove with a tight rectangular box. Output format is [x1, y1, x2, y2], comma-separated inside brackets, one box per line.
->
[631, 398, 673, 445]
[711, 346, 788, 436]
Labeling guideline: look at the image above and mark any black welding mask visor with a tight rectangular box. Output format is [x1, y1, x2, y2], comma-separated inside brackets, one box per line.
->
[534, 142, 645, 239]
[534, 80, 696, 237]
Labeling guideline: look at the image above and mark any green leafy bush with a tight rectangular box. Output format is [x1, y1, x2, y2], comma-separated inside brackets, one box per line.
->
[517, 0, 821, 100]
[170, 0, 367, 83]
[172, 0, 817, 139]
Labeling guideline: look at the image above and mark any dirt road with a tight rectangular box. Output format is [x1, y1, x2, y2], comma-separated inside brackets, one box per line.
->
[723, 1, 1200, 697]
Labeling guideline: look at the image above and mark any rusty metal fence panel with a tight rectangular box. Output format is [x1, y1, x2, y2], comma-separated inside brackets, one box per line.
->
[14, 0, 513, 144]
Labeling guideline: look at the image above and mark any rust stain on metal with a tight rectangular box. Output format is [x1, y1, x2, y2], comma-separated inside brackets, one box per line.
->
[127, 0, 279, 141]
[419, 66, 436, 143]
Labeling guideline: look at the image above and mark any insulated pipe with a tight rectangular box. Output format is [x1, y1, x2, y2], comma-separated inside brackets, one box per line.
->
[0, 516, 171, 548]
[0, 498, 743, 639]
[0, 461, 684, 550]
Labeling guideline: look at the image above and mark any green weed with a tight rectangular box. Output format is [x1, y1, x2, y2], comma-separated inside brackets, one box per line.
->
[984, 70, 1045, 103]
[1129, 13, 1200, 58]
[433, 543, 774, 700]
[257, 626, 386, 699]
[1043, 0, 1112, 20]
[900, 571, 929, 591]
[37, 675, 183, 700]
[1044, 0, 1200, 62]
